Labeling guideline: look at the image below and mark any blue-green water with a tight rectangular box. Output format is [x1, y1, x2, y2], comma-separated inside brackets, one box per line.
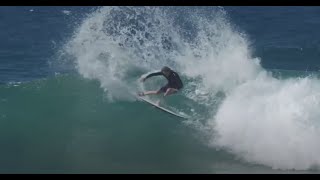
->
[2, 6, 320, 173]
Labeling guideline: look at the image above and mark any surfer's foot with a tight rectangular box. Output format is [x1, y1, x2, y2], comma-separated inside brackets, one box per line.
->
[138, 92, 145, 96]
[156, 100, 160, 106]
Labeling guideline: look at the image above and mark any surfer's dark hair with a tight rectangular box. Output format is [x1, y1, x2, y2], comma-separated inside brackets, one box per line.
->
[161, 66, 171, 73]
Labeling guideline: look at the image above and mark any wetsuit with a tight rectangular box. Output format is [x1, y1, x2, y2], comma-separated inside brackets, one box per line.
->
[145, 70, 183, 93]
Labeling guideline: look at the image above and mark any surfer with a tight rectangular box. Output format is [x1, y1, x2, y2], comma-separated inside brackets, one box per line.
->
[138, 66, 183, 97]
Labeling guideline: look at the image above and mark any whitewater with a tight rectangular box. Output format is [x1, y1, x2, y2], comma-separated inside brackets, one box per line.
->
[54, 6, 320, 171]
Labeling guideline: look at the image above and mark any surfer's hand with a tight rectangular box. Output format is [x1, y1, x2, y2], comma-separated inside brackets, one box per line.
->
[140, 77, 146, 82]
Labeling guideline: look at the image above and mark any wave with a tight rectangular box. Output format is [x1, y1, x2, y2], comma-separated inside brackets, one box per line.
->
[61, 6, 320, 170]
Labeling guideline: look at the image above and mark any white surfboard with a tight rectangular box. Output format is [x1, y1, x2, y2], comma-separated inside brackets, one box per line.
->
[137, 96, 189, 119]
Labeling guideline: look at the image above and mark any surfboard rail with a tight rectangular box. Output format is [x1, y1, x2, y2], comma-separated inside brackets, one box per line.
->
[137, 96, 189, 119]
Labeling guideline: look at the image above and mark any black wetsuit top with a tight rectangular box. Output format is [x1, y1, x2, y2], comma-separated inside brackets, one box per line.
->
[145, 71, 183, 92]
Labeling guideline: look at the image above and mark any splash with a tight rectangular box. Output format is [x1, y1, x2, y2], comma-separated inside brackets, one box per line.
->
[63, 6, 320, 170]
[210, 74, 320, 170]
[63, 7, 187, 101]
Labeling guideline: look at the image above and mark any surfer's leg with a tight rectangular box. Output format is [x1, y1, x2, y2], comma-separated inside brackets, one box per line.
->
[164, 88, 178, 97]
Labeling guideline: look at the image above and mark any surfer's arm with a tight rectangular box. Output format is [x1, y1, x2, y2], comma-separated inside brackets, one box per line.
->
[142, 72, 162, 82]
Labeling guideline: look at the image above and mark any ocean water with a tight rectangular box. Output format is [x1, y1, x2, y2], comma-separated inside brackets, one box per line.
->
[1, 6, 320, 173]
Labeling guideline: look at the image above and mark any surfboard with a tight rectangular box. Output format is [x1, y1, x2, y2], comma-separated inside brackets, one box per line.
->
[137, 96, 189, 119]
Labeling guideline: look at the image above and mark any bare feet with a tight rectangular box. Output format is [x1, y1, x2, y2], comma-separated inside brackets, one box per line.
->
[156, 100, 160, 106]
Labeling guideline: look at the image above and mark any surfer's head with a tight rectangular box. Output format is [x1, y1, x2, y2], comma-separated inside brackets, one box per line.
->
[161, 66, 172, 76]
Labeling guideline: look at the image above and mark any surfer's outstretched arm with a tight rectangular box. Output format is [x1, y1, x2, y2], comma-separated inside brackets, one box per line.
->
[141, 72, 162, 82]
